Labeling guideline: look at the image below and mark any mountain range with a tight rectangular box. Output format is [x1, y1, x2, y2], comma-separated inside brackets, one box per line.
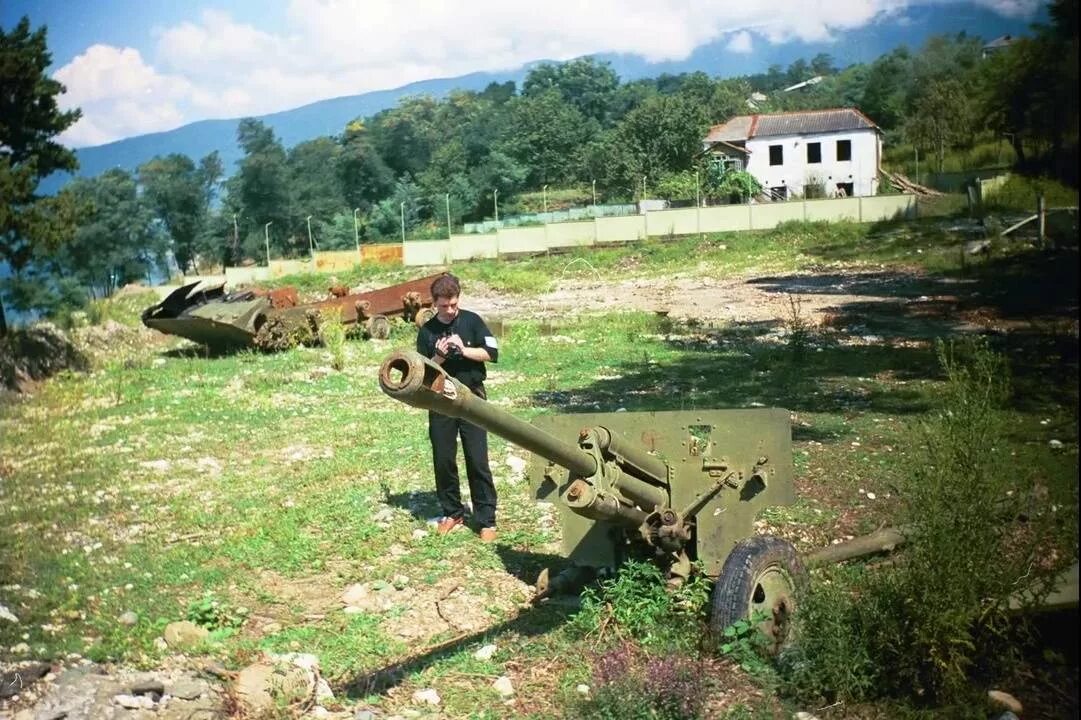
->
[43, 3, 1039, 194]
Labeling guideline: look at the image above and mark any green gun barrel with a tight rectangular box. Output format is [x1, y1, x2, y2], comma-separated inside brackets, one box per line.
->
[379, 350, 599, 479]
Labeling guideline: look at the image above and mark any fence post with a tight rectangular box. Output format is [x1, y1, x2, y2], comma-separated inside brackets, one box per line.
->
[1037, 192, 1046, 248]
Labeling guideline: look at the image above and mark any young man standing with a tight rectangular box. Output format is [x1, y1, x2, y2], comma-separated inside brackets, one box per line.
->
[416, 273, 500, 542]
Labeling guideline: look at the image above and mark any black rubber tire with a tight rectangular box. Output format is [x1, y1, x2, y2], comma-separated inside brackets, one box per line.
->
[709, 535, 808, 655]
[368, 315, 391, 340]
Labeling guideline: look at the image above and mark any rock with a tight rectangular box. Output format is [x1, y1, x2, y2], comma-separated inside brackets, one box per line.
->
[163, 620, 209, 649]
[575, 684, 590, 696]
[315, 677, 334, 701]
[473, 644, 497, 661]
[0, 663, 51, 699]
[114, 694, 155, 709]
[354, 711, 378, 720]
[492, 675, 514, 698]
[988, 690, 1023, 714]
[11, 642, 30, 654]
[312, 707, 330, 718]
[391, 575, 409, 590]
[994, 713, 1020, 720]
[411, 529, 428, 540]
[118, 611, 138, 626]
[411, 688, 440, 706]
[234, 661, 315, 714]
[0, 603, 18, 623]
[342, 583, 368, 605]
[1049, 439, 1064, 450]
[168, 677, 207, 700]
[794, 713, 821, 720]
[130, 679, 165, 697]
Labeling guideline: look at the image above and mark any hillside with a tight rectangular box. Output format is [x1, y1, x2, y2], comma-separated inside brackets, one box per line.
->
[39, 3, 1038, 194]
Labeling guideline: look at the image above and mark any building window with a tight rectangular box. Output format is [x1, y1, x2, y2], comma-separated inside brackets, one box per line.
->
[835, 182, 854, 198]
[769, 145, 783, 166]
[837, 139, 851, 162]
[807, 142, 821, 164]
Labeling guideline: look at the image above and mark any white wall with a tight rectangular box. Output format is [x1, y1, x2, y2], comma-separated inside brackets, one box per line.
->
[746, 129, 879, 198]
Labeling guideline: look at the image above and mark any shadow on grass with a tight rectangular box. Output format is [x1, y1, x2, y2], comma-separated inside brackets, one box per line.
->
[336, 545, 576, 699]
[539, 243, 1077, 420]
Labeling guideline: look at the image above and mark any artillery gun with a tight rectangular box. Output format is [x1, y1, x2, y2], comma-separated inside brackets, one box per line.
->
[379, 349, 808, 650]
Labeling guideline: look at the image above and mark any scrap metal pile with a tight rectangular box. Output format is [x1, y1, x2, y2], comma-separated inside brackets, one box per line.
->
[142, 273, 442, 351]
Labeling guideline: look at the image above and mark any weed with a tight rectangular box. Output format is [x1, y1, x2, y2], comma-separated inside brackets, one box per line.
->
[718, 611, 774, 677]
[318, 307, 348, 371]
[186, 591, 250, 631]
[574, 642, 709, 720]
[569, 560, 711, 653]
[783, 294, 812, 362]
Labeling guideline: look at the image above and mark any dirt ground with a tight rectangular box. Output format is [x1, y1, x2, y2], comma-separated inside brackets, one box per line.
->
[467, 267, 930, 327]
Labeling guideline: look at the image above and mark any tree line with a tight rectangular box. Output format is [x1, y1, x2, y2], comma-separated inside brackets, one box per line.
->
[1, 0, 1076, 332]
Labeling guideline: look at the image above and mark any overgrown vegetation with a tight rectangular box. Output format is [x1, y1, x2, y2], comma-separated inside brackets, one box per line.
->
[781, 338, 1077, 710]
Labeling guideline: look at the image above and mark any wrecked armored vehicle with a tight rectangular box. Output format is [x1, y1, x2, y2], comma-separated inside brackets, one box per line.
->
[142, 273, 443, 351]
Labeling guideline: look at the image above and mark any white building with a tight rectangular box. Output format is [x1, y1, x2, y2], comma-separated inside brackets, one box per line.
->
[703, 108, 882, 200]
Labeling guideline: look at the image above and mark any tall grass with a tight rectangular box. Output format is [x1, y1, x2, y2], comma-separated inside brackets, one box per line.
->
[781, 338, 1076, 708]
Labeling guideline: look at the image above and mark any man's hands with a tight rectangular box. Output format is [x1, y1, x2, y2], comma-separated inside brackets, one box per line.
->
[435, 333, 464, 358]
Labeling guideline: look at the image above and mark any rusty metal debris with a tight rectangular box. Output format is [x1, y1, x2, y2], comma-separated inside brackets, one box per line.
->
[142, 273, 444, 351]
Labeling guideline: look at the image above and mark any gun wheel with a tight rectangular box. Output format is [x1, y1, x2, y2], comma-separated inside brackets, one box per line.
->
[709, 535, 807, 656]
[414, 307, 436, 328]
[368, 314, 392, 340]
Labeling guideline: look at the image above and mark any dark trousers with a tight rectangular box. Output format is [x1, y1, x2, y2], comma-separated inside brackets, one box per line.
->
[428, 407, 497, 528]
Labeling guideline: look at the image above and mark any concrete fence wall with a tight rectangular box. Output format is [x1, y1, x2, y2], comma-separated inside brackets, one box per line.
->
[203, 194, 918, 283]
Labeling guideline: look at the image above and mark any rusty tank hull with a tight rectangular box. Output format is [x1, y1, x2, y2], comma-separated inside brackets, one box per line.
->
[142, 273, 444, 351]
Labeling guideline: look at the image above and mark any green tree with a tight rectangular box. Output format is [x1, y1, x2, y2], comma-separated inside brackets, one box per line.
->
[338, 119, 393, 211]
[235, 118, 293, 258]
[53, 169, 165, 297]
[522, 57, 620, 124]
[287, 137, 344, 251]
[138, 152, 221, 274]
[614, 95, 708, 192]
[501, 90, 597, 186]
[369, 95, 439, 178]
[905, 78, 977, 171]
[0, 17, 81, 334]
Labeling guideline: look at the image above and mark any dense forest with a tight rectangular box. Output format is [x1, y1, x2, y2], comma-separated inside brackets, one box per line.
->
[1, 0, 1077, 329]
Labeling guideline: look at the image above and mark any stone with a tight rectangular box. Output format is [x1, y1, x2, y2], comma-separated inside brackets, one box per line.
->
[492, 675, 514, 698]
[114, 694, 155, 709]
[162, 620, 209, 649]
[234, 662, 315, 714]
[168, 677, 207, 700]
[575, 684, 590, 696]
[354, 711, 378, 720]
[411, 688, 440, 705]
[988, 690, 1023, 714]
[130, 679, 165, 697]
[411, 529, 428, 540]
[342, 583, 369, 605]
[794, 713, 821, 720]
[315, 677, 334, 702]
[0, 603, 19, 623]
[118, 611, 138, 626]
[473, 644, 497, 661]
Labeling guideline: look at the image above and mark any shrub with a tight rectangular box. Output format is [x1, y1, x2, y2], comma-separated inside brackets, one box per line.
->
[782, 337, 1071, 707]
[568, 560, 711, 653]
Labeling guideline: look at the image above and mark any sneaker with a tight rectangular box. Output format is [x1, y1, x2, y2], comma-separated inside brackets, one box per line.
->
[436, 516, 464, 535]
[479, 527, 498, 543]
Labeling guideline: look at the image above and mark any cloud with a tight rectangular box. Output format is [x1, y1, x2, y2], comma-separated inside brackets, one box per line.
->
[53, 44, 194, 146]
[726, 30, 754, 54]
[50, 0, 1043, 147]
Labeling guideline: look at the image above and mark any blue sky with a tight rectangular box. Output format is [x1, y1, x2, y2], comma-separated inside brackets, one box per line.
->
[3, 0, 1046, 148]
